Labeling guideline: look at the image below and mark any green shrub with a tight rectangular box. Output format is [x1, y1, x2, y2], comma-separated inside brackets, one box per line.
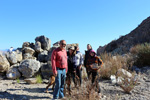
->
[16, 78, 20, 83]
[36, 75, 42, 84]
[130, 43, 150, 67]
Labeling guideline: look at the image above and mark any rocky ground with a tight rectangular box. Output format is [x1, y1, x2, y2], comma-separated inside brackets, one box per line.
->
[100, 73, 150, 100]
[0, 73, 150, 100]
[0, 78, 53, 100]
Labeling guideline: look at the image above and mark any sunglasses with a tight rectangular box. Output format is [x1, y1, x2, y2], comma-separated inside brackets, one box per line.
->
[61, 43, 66, 46]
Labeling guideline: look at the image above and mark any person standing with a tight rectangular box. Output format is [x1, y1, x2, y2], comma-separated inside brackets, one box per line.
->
[8, 47, 14, 53]
[84, 44, 92, 77]
[66, 46, 76, 91]
[86, 50, 103, 94]
[51, 40, 68, 100]
[74, 46, 84, 86]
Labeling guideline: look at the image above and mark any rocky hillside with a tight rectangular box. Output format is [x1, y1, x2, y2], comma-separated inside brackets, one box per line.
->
[97, 16, 150, 55]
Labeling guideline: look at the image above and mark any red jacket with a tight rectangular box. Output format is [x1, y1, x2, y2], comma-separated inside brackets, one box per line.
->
[51, 47, 68, 74]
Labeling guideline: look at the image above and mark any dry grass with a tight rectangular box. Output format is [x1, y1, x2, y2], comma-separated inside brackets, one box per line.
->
[67, 77, 101, 100]
[100, 52, 138, 93]
[100, 53, 129, 79]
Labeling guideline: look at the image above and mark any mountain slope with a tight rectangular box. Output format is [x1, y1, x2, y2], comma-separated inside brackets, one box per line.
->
[97, 16, 150, 55]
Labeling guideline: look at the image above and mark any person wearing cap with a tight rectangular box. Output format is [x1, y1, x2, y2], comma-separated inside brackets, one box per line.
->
[86, 49, 103, 94]
[73, 46, 84, 86]
[84, 44, 92, 77]
[66, 46, 76, 88]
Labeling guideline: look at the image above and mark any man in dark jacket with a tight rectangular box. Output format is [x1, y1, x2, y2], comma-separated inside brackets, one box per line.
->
[84, 44, 92, 77]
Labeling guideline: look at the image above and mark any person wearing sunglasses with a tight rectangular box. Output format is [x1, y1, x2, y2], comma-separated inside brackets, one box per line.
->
[51, 40, 68, 100]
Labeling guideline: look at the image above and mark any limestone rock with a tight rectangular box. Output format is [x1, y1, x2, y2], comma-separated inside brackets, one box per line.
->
[23, 53, 33, 60]
[18, 59, 40, 78]
[35, 41, 43, 53]
[66, 43, 78, 50]
[0, 54, 10, 72]
[24, 78, 37, 84]
[22, 42, 30, 49]
[6, 52, 17, 65]
[38, 50, 48, 62]
[35, 35, 51, 51]
[47, 47, 57, 61]
[117, 68, 132, 78]
[40, 62, 53, 79]
[22, 47, 35, 56]
[6, 64, 21, 79]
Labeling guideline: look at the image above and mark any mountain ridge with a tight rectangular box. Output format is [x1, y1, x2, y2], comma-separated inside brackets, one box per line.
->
[97, 16, 150, 55]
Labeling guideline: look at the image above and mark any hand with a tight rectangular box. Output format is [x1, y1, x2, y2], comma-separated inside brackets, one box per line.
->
[54, 71, 57, 77]
[78, 65, 82, 70]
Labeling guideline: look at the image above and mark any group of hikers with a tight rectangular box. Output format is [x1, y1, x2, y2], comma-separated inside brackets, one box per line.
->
[51, 40, 103, 100]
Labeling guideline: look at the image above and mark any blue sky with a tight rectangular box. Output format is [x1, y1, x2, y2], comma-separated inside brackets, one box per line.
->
[0, 0, 150, 53]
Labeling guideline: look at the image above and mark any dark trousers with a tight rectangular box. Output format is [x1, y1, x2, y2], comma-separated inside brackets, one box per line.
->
[76, 67, 82, 85]
[88, 71, 101, 93]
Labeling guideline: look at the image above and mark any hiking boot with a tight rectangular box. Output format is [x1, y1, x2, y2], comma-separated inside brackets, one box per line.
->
[61, 97, 67, 100]
[98, 93, 102, 99]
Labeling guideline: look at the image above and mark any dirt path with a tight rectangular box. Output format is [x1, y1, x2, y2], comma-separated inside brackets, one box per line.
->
[0, 79, 53, 100]
[0, 73, 150, 100]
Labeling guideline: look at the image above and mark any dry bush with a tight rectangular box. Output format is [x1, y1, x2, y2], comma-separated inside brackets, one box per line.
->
[130, 43, 150, 67]
[118, 72, 138, 94]
[100, 52, 138, 94]
[67, 78, 101, 100]
[100, 53, 129, 79]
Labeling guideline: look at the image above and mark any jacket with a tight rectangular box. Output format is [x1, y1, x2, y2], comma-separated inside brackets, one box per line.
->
[84, 49, 92, 67]
[51, 47, 68, 75]
[67, 51, 75, 73]
[73, 51, 84, 68]
[87, 56, 103, 72]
